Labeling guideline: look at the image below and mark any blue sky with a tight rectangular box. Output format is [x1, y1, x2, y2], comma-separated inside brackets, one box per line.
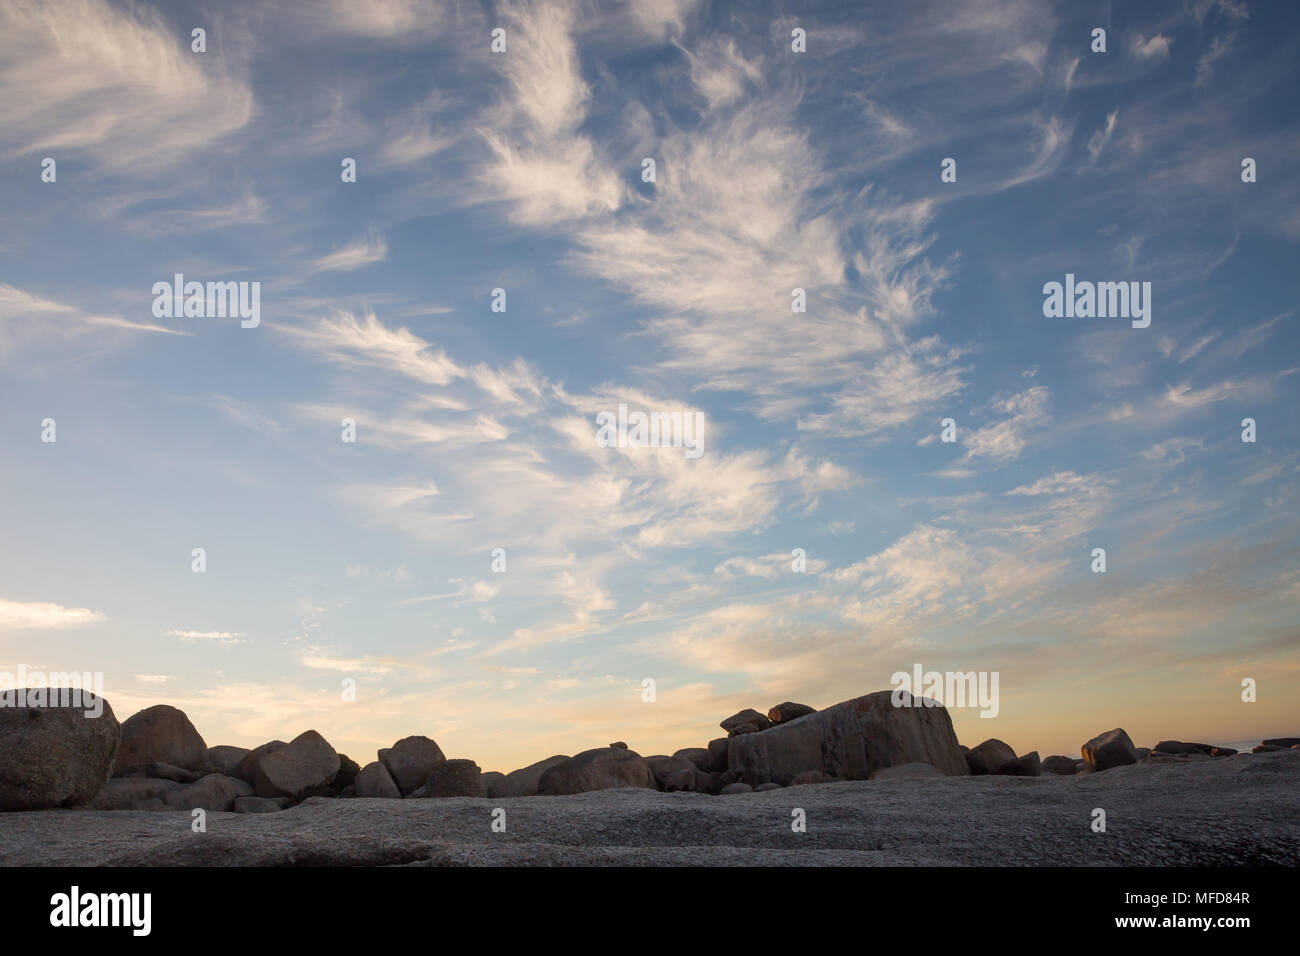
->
[1, 0, 1297, 771]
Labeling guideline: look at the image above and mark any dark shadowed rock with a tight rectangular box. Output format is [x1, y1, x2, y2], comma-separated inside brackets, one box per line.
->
[720, 782, 753, 794]
[1154, 740, 1215, 756]
[1008, 751, 1042, 777]
[114, 704, 207, 774]
[88, 777, 183, 810]
[232, 740, 287, 785]
[1262, 738, 1300, 748]
[252, 730, 339, 802]
[870, 762, 944, 780]
[695, 770, 723, 794]
[161, 773, 253, 811]
[332, 753, 360, 791]
[1211, 747, 1238, 757]
[673, 748, 712, 771]
[1042, 755, 1078, 775]
[500, 755, 570, 797]
[0, 693, 120, 810]
[355, 761, 400, 798]
[728, 691, 968, 787]
[965, 738, 1018, 775]
[646, 755, 699, 792]
[609, 741, 628, 749]
[768, 702, 816, 724]
[481, 771, 507, 797]
[791, 770, 833, 785]
[118, 762, 197, 784]
[1253, 744, 1285, 753]
[707, 737, 730, 772]
[721, 709, 771, 735]
[207, 746, 249, 776]
[379, 736, 446, 796]
[233, 796, 285, 813]
[1135, 748, 1151, 760]
[753, 782, 783, 791]
[410, 759, 485, 798]
[1082, 728, 1139, 771]
[537, 747, 655, 795]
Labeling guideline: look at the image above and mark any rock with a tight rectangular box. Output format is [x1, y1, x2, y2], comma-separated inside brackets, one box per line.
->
[673, 748, 712, 771]
[720, 782, 753, 794]
[160, 773, 253, 811]
[1134, 748, 1151, 760]
[870, 762, 944, 780]
[1153, 740, 1215, 756]
[1211, 747, 1238, 757]
[728, 691, 968, 787]
[1042, 755, 1078, 775]
[753, 782, 783, 791]
[609, 741, 628, 749]
[88, 777, 183, 810]
[121, 762, 197, 784]
[207, 745, 249, 776]
[768, 702, 816, 724]
[1081, 728, 1139, 771]
[481, 771, 507, 798]
[695, 770, 723, 794]
[965, 738, 1019, 775]
[499, 755, 570, 797]
[1008, 751, 1042, 776]
[332, 753, 360, 791]
[0, 692, 120, 810]
[646, 755, 699, 792]
[729, 723, 758, 736]
[355, 761, 401, 798]
[720, 709, 771, 734]
[791, 770, 832, 785]
[1253, 744, 1285, 753]
[252, 730, 339, 802]
[233, 796, 286, 813]
[537, 747, 655, 795]
[113, 704, 207, 774]
[720, 769, 741, 785]
[1262, 738, 1300, 748]
[232, 740, 287, 785]
[410, 759, 485, 798]
[339, 785, 356, 797]
[378, 736, 446, 796]
[706, 737, 730, 772]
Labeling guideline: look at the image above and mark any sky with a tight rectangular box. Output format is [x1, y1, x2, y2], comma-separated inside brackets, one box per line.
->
[1, 0, 1298, 774]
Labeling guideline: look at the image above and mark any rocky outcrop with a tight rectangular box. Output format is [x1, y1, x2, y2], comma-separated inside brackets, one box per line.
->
[88, 777, 183, 810]
[768, 702, 816, 724]
[646, 755, 700, 791]
[1042, 755, 1078, 775]
[965, 739, 1018, 775]
[252, 730, 339, 802]
[160, 773, 253, 811]
[537, 747, 655, 795]
[727, 691, 968, 787]
[232, 740, 287, 785]
[481, 771, 507, 797]
[114, 705, 207, 774]
[1081, 728, 1139, 771]
[721, 709, 772, 736]
[499, 755, 570, 797]
[0, 693, 120, 810]
[409, 759, 485, 798]
[870, 762, 944, 780]
[355, 760, 401, 798]
[207, 746, 249, 776]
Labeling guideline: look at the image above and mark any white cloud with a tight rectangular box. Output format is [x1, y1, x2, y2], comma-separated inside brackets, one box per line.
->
[0, 599, 104, 631]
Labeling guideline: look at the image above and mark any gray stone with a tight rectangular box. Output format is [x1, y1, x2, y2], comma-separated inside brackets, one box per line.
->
[706, 737, 730, 772]
[537, 747, 655, 795]
[481, 771, 507, 798]
[870, 762, 944, 780]
[355, 760, 400, 798]
[409, 759, 485, 798]
[1082, 728, 1139, 772]
[768, 702, 816, 724]
[0, 692, 120, 810]
[1042, 755, 1077, 775]
[720, 782, 753, 794]
[965, 738, 1018, 775]
[160, 773, 253, 811]
[232, 740, 287, 785]
[673, 747, 712, 771]
[121, 762, 197, 784]
[114, 704, 207, 774]
[646, 755, 699, 792]
[727, 690, 968, 787]
[791, 770, 833, 785]
[88, 777, 183, 810]
[332, 753, 360, 791]
[206, 746, 249, 776]
[499, 755, 570, 797]
[252, 730, 339, 802]
[753, 782, 783, 791]
[233, 796, 286, 813]
[378, 736, 446, 796]
[720, 709, 771, 734]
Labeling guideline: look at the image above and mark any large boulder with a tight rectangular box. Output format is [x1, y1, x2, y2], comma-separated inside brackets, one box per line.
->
[114, 704, 207, 774]
[0, 692, 120, 810]
[331, 753, 360, 791]
[354, 760, 400, 798]
[965, 739, 1018, 775]
[537, 747, 655, 795]
[1153, 740, 1214, 756]
[252, 730, 339, 802]
[160, 773, 253, 811]
[207, 746, 250, 776]
[481, 771, 507, 797]
[1262, 737, 1300, 748]
[721, 708, 772, 735]
[409, 759, 485, 798]
[706, 737, 730, 772]
[768, 702, 816, 724]
[378, 736, 446, 796]
[1008, 751, 1042, 777]
[499, 755, 570, 797]
[646, 755, 699, 792]
[673, 747, 712, 771]
[1042, 755, 1078, 775]
[1081, 728, 1138, 771]
[727, 690, 968, 787]
[232, 740, 287, 785]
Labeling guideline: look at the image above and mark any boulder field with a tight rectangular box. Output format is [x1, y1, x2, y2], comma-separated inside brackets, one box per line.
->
[0, 692, 1292, 813]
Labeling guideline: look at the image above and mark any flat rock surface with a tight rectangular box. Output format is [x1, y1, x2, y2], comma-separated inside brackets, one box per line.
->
[2, 751, 1296, 866]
